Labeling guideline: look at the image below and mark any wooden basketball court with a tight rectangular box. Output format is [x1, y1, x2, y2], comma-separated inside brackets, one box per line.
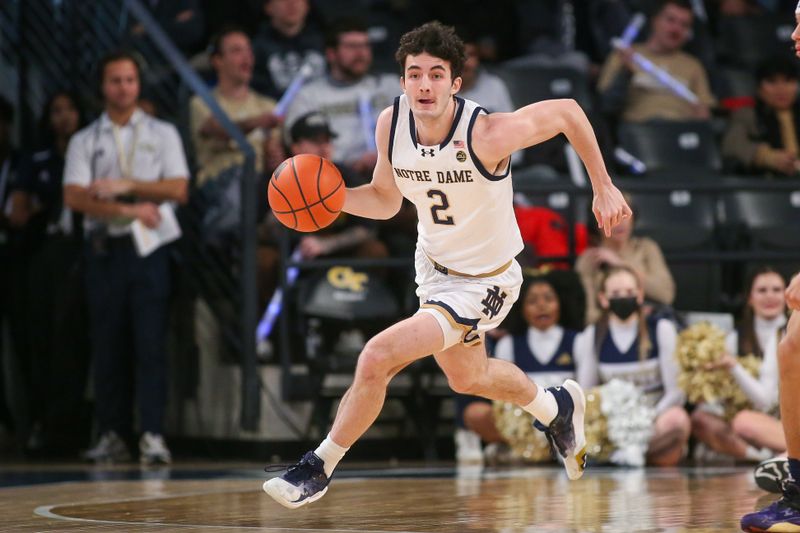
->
[1, 462, 771, 531]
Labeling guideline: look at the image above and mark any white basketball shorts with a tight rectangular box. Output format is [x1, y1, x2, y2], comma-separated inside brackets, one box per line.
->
[414, 246, 522, 350]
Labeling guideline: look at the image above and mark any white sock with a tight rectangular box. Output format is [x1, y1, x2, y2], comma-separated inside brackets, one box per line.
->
[314, 434, 349, 477]
[522, 385, 559, 426]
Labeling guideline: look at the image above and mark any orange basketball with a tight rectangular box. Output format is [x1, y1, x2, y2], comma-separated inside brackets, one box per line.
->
[268, 154, 346, 232]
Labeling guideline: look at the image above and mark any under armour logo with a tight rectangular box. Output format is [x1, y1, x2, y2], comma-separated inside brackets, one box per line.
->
[420, 148, 435, 157]
[480, 285, 507, 319]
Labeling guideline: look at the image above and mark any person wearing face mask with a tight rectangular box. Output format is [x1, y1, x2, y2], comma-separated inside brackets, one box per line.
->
[575, 194, 675, 325]
[722, 56, 800, 176]
[574, 265, 689, 466]
[691, 267, 787, 465]
[454, 272, 588, 464]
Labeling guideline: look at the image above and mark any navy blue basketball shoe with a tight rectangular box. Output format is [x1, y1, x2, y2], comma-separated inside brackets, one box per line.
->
[741, 482, 800, 532]
[533, 379, 587, 480]
[263, 451, 331, 509]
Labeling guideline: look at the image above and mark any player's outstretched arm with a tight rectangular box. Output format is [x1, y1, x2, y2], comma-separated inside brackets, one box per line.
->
[342, 107, 404, 220]
[473, 98, 631, 236]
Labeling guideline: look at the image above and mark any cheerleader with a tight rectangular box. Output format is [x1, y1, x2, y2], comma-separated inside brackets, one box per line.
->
[691, 267, 787, 460]
[575, 265, 690, 466]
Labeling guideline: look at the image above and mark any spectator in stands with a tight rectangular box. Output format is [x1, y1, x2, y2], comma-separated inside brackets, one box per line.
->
[457, 30, 524, 169]
[284, 17, 398, 178]
[458, 32, 514, 114]
[252, 0, 326, 99]
[597, 0, 716, 122]
[0, 96, 28, 448]
[575, 265, 689, 466]
[412, 0, 520, 62]
[455, 272, 587, 464]
[691, 267, 787, 461]
[19, 92, 90, 455]
[722, 56, 800, 176]
[511, 0, 591, 73]
[63, 50, 189, 464]
[190, 26, 283, 186]
[126, 0, 206, 57]
[287, 112, 386, 259]
[123, 1, 206, 115]
[575, 194, 675, 324]
[573, 0, 632, 68]
[258, 111, 389, 307]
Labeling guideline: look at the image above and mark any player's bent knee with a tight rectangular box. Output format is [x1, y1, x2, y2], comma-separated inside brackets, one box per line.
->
[355, 341, 394, 384]
[446, 372, 482, 396]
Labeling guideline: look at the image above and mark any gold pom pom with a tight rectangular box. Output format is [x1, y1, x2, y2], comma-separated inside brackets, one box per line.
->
[584, 389, 613, 462]
[492, 401, 552, 462]
[676, 322, 759, 421]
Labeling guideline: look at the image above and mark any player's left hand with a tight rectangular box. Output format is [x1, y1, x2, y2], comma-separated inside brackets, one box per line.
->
[90, 178, 134, 199]
[592, 183, 632, 237]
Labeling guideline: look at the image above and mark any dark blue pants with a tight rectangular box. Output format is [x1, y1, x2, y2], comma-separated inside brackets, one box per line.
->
[85, 237, 170, 436]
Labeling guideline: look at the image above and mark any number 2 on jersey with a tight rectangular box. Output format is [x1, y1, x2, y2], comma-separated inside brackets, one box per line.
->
[427, 189, 454, 225]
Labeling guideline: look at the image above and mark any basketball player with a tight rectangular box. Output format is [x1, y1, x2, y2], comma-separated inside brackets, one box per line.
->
[263, 21, 631, 509]
[739, 7, 800, 530]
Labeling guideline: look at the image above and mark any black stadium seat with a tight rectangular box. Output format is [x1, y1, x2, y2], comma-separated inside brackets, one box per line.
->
[628, 189, 717, 251]
[493, 62, 593, 110]
[716, 15, 795, 69]
[723, 190, 800, 250]
[628, 189, 721, 311]
[617, 121, 722, 175]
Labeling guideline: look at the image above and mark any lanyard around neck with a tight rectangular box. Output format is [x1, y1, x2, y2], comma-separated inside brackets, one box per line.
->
[111, 121, 139, 178]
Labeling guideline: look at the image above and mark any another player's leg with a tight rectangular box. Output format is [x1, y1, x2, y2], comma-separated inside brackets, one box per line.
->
[742, 312, 800, 532]
[434, 342, 586, 480]
[263, 313, 445, 509]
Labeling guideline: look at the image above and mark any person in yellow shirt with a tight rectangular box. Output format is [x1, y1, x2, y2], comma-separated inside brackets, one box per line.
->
[597, 0, 715, 123]
[189, 26, 282, 185]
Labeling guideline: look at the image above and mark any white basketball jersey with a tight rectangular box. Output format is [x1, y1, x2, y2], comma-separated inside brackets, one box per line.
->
[389, 95, 523, 275]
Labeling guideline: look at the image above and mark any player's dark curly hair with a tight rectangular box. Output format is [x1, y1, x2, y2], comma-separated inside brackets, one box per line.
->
[395, 21, 466, 80]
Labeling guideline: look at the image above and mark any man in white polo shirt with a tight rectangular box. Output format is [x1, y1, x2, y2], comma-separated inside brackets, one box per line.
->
[63, 50, 189, 465]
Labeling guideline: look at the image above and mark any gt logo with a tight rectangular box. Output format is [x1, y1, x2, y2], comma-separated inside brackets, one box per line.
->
[420, 148, 435, 157]
[327, 266, 368, 292]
